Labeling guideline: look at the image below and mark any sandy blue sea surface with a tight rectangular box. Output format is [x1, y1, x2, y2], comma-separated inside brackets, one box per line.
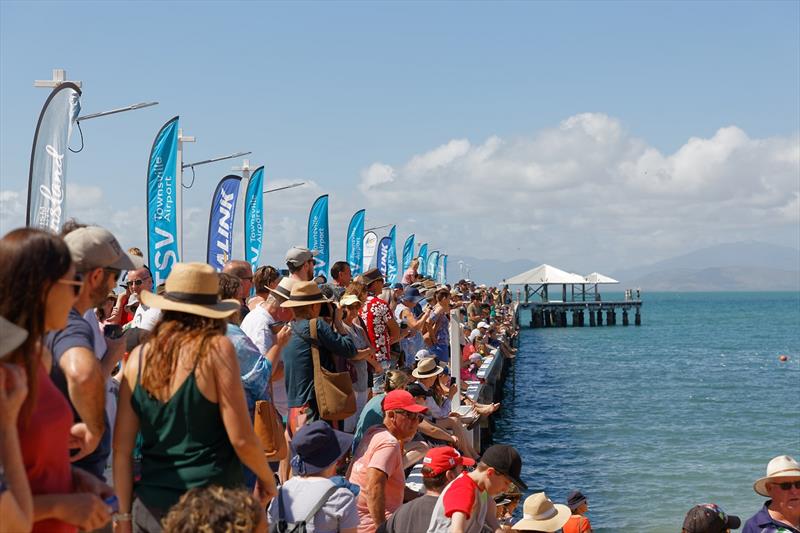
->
[494, 291, 800, 532]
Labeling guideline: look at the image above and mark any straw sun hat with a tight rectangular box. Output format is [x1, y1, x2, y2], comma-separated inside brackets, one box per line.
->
[753, 455, 800, 496]
[512, 492, 571, 532]
[266, 276, 295, 301]
[139, 262, 239, 319]
[412, 357, 444, 379]
[280, 281, 332, 308]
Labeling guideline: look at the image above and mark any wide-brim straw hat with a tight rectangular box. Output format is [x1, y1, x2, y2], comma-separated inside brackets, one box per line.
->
[754, 455, 800, 496]
[139, 262, 239, 319]
[280, 281, 331, 308]
[0, 316, 28, 358]
[512, 493, 571, 532]
[412, 356, 444, 379]
[266, 276, 295, 301]
[362, 268, 384, 286]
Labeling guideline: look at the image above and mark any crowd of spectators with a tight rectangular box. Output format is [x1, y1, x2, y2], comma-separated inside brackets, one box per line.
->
[1, 223, 797, 533]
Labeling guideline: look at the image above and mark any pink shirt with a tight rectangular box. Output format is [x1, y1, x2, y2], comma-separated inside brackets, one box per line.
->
[348, 425, 405, 533]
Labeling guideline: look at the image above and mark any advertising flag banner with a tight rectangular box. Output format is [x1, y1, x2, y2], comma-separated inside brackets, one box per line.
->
[402, 234, 415, 272]
[418, 243, 428, 276]
[362, 231, 378, 272]
[438, 254, 448, 284]
[386, 226, 398, 284]
[307, 194, 329, 278]
[427, 251, 439, 280]
[27, 82, 82, 233]
[244, 166, 264, 272]
[377, 236, 392, 277]
[207, 175, 243, 271]
[346, 209, 365, 276]
[146, 116, 181, 286]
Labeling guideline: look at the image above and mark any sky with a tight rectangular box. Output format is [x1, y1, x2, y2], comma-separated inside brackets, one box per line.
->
[1, 1, 798, 277]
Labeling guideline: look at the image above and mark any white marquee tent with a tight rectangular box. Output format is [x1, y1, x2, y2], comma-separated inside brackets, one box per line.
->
[503, 264, 585, 285]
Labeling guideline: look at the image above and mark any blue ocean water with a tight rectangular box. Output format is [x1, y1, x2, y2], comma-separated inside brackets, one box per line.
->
[493, 292, 800, 533]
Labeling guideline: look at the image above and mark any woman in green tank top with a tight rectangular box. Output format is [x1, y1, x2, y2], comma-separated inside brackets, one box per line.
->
[112, 263, 277, 532]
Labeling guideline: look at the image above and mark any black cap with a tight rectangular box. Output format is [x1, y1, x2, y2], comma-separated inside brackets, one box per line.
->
[682, 504, 741, 533]
[480, 444, 528, 490]
[567, 490, 587, 510]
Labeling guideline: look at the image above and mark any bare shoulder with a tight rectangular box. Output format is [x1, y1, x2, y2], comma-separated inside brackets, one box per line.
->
[124, 345, 142, 385]
[206, 335, 238, 371]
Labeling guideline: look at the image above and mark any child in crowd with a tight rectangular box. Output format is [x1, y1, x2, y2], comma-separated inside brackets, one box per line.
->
[562, 490, 594, 533]
[427, 444, 528, 533]
[512, 492, 571, 532]
[161, 485, 265, 533]
[268, 421, 359, 533]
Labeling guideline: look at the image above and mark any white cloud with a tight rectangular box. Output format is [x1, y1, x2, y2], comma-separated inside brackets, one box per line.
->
[358, 163, 395, 194]
[357, 113, 800, 272]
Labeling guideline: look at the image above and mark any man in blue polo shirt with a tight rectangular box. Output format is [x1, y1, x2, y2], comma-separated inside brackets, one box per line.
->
[46, 225, 142, 480]
[743, 455, 800, 533]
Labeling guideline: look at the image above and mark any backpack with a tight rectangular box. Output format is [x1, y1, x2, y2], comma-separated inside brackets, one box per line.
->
[269, 484, 339, 533]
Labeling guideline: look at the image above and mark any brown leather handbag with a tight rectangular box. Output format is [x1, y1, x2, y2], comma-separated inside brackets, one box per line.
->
[310, 318, 356, 421]
[254, 399, 287, 461]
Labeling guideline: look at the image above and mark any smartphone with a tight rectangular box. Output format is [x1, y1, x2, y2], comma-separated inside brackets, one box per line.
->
[269, 321, 287, 334]
[104, 324, 123, 339]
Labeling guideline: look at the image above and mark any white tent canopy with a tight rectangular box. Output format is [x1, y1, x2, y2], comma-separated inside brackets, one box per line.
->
[584, 272, 619, 284]
[503, 264, 586, 285]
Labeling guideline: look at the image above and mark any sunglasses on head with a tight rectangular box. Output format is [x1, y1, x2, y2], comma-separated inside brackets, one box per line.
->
[772, 480, 800, 490]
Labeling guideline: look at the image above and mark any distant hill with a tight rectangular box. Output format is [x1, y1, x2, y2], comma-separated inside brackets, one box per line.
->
[626, 266, 800, 291]
[452, 241, 800, 290]
[614, 241, 800, 291]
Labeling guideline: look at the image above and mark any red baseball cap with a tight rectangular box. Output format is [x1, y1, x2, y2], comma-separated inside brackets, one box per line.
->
[422, 446, 476, 477]
[382, 390, 428, 414]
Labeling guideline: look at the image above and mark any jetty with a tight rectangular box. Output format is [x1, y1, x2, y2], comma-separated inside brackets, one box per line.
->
[502, 264, 643, 328]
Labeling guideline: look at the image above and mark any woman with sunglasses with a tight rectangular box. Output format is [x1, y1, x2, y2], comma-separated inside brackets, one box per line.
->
[0, 228, 113, 532]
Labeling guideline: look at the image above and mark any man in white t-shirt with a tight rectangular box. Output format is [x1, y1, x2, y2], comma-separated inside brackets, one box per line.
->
[240, 277, 295, 418]
[127, 266, 162, 331]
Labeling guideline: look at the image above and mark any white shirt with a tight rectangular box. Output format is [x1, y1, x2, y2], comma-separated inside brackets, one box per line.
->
[132, 301, 161, 331]
[241, 304, 288, 417]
